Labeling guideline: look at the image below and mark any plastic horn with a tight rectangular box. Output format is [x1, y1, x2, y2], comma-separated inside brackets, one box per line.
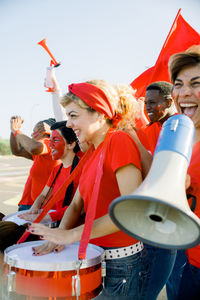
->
[38, 38, 60, 92]
[38, 38, 60, 67]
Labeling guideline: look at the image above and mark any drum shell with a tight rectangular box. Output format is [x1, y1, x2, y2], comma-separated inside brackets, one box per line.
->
[3, 241, 104, 299]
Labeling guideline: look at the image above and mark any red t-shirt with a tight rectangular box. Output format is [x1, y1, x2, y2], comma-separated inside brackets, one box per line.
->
[137, 122, 161, 154]
[79, 130, 141, 247]
[46, 163, 80, 222]
[19, 138, 60, 206]
[186, 141, 200, 268]
[18, 175, 32, 206]
[30, 138, 60, 202]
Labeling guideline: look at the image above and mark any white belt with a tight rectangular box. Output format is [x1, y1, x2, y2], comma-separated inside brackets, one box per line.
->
[103, 241, 144, 260]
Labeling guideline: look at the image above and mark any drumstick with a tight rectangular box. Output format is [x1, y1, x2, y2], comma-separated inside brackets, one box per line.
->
[17, 146, 94, 244]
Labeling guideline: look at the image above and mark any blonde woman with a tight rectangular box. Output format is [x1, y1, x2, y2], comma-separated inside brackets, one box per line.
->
[29, 80, 160, 299]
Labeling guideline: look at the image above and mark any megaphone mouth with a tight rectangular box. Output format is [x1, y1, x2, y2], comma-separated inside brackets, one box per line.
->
[109, 194, 200, 249]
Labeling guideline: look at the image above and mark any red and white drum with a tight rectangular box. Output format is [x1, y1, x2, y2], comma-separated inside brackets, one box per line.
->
[4, 241, 104, 299]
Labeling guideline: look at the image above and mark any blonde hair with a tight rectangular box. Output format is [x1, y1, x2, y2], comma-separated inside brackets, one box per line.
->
[60, 79, 140, 130]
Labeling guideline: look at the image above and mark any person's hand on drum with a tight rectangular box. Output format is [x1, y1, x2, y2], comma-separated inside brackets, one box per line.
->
[32, 240, 64, 256]
[27, 223, 76, 248]
[19, 212, 51, 223]
[18, 207, 41, 219]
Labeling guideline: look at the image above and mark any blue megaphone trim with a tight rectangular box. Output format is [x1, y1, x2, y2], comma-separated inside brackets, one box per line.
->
[154, 114, 195, 163]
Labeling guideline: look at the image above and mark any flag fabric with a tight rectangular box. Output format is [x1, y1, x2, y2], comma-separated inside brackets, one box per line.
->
[131, 9, 200, 98]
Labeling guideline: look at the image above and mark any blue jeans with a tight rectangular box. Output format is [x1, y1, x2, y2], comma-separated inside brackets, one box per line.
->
[142, 244, 177, 300]
[96, 244, 176, 300]
[18, 205, 32, 211]
[166, 250, 200, 300]
[96, 247, 149, 300]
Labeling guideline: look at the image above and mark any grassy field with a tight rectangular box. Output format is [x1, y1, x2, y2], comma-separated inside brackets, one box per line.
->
[0, 138, 11, 155]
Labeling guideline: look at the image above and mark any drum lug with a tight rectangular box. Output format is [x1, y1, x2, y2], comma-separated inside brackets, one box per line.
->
[102, 260, 106, 277]
[72, 274, 81, 298]
[7, 270, 16, 293]
[72, 260, 82, 299]
[6, 256, 17, 293]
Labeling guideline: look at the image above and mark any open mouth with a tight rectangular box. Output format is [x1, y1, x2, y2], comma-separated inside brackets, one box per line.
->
[179, 103, 198, 118]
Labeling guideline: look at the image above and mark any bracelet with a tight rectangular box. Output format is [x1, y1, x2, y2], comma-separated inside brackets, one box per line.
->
[14, 130, 20, 138]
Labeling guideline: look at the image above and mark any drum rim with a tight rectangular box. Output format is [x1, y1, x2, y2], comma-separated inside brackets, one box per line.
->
[4, 241, 104, 271]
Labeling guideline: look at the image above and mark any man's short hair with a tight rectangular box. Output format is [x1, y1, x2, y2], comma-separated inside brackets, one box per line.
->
[146, 81, 173, 99]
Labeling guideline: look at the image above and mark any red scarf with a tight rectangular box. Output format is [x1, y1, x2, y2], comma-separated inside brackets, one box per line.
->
[68, 83, 115, 119]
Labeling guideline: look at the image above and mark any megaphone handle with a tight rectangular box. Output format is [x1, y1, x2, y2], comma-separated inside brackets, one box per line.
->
[187, 194, 197, 212]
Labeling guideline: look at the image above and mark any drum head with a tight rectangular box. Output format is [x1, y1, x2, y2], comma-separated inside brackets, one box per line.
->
[4, 241, 104, 271]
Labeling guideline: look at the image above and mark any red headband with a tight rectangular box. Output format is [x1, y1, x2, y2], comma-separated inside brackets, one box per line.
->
[68, 83, 115, 119]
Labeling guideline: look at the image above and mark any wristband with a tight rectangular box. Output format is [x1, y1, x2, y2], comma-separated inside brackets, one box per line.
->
[14, 130, 20, 138]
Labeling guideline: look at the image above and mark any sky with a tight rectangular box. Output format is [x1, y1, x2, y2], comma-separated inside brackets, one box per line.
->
[0, 0, 199, 139]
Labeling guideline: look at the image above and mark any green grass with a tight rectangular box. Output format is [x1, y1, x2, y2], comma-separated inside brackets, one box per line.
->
[0, 138, 11, 155]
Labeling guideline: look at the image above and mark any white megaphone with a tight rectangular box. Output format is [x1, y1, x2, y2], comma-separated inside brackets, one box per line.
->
[109, 115, 200, 249]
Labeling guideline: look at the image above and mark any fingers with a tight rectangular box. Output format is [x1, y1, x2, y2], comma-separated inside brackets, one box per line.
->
[28, 223, 49, 236]
[185, 174, 191, 190]
[10, 116, 24, 123]
[32, 241, 59, 256]
[18, 213, 27, 219]
[54, 245, 65, 253]
[27, 225, 70, 245]
[33, 124, 51, 138]
[21, 214, 36, 222]
[10, 115, 24, 132]
[28, 224, 59, 241]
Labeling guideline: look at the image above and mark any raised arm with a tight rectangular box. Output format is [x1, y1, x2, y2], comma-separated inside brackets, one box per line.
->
[45, 68, 66, 121]
[10, 116, 33, 160]
[11, 117, 49, 156]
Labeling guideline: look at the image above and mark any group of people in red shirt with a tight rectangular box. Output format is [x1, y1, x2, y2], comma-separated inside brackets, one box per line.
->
[1, 45, 200, 299]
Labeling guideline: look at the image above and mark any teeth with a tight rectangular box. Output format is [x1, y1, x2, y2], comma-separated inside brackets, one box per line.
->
[180, 103, 197, 108]
[147, 112, 153, 115]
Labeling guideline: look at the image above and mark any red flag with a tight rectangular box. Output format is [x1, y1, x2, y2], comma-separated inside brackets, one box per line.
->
[131, 9, 200, 98]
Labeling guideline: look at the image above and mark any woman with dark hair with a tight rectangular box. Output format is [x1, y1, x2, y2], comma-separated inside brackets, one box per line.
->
[0, 122, 81, 252]
[19, 121, 80, 224]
